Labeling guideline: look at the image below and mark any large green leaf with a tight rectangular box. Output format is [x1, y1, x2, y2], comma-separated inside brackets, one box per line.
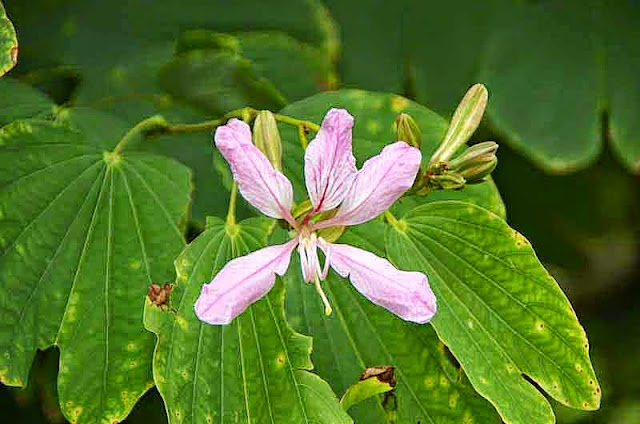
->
[386, 201, 601, 424]
[278, 90, 505, 218]
[0, 1, 17, 76]
[0, 117, 192, 423]
[285, 219, 501, 424]
[144, 217, 352, 424]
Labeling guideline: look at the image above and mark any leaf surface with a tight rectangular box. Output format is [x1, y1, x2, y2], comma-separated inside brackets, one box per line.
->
[0, 117, 192, 423]
[386, 201, 601, 424]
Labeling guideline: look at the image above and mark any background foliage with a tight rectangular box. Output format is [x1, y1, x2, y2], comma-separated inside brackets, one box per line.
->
[1, 1, 638, 424]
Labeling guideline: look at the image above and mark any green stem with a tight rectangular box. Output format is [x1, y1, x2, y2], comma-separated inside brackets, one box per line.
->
[273, 113, 320, 132]
[226, 181, 238, 226]
[384, 210, 406, 232]
[146, 108, 251, 137]
[113, 115, 168, 154]
[297, 124, 309, 150]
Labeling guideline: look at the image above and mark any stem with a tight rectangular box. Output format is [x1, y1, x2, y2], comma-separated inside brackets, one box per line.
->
[384, 210, 399, 227]
[145, 108, 251, 137]
[274, 114, 320, 132]
[384, 210, 407, 233]
[113, 115, 168, 154]
[297, 124, 309, 150]
[226, 181, 238, 226]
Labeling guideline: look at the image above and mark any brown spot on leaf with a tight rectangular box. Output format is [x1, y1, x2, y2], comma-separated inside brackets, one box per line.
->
[360, 366, 396, 387]
[148, 282, 175, 312]
[10, 47, 18, 65]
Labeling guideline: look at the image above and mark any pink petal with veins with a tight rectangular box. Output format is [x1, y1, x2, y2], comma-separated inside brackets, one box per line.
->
[304, 109, 357, 213]
[215, 119, 295, 225]
[327, 242, 436, 323]
[316, 142, 421, 229]
[194, 239, 298, 325]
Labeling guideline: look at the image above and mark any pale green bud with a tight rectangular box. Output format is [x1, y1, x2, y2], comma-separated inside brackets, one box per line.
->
[429, 83, 488, 166]
[448, 141, 498, 183]
[253, 110, 283, 171]
[396, 113, 422, 148]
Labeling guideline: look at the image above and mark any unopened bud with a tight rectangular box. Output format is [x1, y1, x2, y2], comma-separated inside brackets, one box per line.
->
[253, 110, 283, 171]
[448, 142, 498, 183]
[429, 172, 466, 190]
[396, 113, 422, 149]
[429, 83, 488, 167]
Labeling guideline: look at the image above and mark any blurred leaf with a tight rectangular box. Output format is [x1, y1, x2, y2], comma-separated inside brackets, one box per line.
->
[158, 49, 286, 114]
[0, 78, 55, 125]
[480, 1, 602, 173]
[0, 117, 192, 424]
[278, 90, 506, 218]
[0, 1, 17, 76]
[176, 30, 337, 104]
[144, 217, 352, 424]
[386, 201, 601, 424]
[285, 220, 501, 424]
[604, 0, 640, 173]
[325, 0, 640, 173]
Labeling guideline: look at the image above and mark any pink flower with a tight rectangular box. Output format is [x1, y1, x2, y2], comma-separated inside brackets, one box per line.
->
[195, 109, 437, 325]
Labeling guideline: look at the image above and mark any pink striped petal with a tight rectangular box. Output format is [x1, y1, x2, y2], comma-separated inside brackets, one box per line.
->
[195, 239, 298, 325]
[215, 119, 295, 225]
[327, 243, 436, 323]
[304, 108, 357, 213]
[316, 142, 421, 229]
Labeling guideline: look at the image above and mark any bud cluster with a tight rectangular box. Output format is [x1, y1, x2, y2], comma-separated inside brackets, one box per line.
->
[396, 83, 499, 193]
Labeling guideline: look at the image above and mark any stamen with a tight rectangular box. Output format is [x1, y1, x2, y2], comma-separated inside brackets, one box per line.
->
[318, 237, 331, 280]
[314, 276, 332, 316]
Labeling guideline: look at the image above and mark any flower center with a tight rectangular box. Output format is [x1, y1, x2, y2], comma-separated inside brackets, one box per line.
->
[297, 225, 332, 316]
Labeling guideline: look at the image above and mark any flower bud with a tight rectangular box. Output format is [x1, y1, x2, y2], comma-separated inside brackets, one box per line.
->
[253, 110, 283, 171]
[429, 172, 466, 190]
[429, 83, 488, 167]
[396, 113, 422, 149]
[448, 141, 498, 183]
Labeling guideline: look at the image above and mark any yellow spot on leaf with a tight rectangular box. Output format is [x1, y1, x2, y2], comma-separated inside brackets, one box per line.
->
[391, 96, 409, 113]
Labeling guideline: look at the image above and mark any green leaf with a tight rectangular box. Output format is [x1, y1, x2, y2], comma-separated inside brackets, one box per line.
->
[285, 220, 501, 424]
[0, 1, 17, 76]
[279, 90, 505, 218]
[158, 49, 287, 115]
[479, 1, 602, 173]
[386, 201, 601, 424]
[325, 0, 640, 173]
[174, 30, 337, 106]
[144, 217, 352, 424]
[605, 0, 640, 173]
[0, 117, 192, 424]
[0, 78, 56, 126]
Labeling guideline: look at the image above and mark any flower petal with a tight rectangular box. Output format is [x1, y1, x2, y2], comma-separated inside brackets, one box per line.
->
[215, 119, 295, 225]
[194, 239, 298, 325]
[326, 242, 436, 323]
[304, 108, 357, 213]
[316, 141, 421, 229]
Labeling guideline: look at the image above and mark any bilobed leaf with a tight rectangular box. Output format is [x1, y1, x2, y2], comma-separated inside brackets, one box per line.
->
[386, 201, 601, 424]
[279, 90, 506, 219]
[0, 117, 192, 424]
[144, 217, 352, 424]
[285, 220, 501, 424]
[0, 1, 17, 76]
